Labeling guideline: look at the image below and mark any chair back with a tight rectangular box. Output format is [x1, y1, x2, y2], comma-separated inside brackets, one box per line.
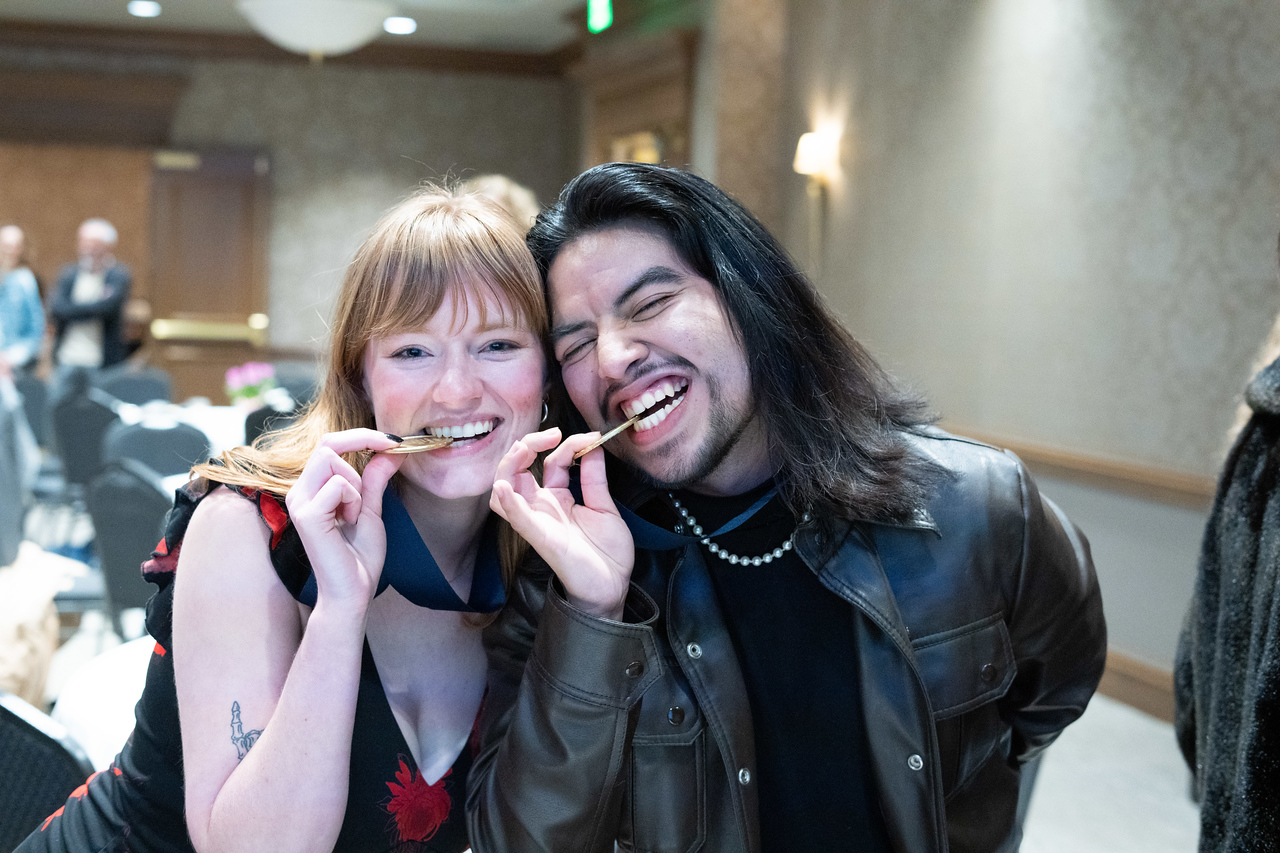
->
[93, 364, 172, 406]
[50, 389, 119, 488]
[102, 421, 210, 478]
[13, 373, 50, 448]
[272, 360, 319, 407]
[85, 459, 172, 635]
[244, 403, 299, 445]
[0, 690, 95, 851]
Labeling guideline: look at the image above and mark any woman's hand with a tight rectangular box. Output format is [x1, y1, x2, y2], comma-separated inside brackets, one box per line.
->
[285, 429, 405, 612]
[490, 428, 634, 620]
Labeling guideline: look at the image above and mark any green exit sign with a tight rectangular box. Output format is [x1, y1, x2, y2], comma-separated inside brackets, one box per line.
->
[588, 0, 613, 33]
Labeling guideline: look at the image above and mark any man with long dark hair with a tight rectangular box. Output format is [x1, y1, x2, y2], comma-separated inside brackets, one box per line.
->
[470, 163, 1106, 852]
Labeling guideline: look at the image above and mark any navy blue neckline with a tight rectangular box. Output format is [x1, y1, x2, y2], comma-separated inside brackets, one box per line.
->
[297, 485, 505, 613]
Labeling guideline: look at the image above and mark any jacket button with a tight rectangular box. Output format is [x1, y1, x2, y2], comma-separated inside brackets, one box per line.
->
[907, 754, 924, 771]
[980, 663, 997, 683]
[668, 706, 685, 725]
[625, 661, 645, 678]
[738, 768, 751, 785]
[686, 642, 703, 659]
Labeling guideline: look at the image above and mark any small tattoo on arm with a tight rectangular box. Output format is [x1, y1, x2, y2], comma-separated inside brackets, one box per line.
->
[230, 701, 262, 761]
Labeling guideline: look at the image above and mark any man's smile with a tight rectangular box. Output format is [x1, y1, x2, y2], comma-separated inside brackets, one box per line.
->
[620, 378, 689, 432]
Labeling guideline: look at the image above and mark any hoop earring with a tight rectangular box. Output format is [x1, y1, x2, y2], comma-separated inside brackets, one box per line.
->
[541, 401, 549, 425]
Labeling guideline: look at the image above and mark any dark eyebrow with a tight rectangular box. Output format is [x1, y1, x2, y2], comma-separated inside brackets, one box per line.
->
[550, 319, 590, 345]
[613, 266, 683, 310]
[550, 265, 684, 344]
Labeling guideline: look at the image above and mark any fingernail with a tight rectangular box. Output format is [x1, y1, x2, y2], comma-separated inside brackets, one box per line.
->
[384, 433, 403, 442]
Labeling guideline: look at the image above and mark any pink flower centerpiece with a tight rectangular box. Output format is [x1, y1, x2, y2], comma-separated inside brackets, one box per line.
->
[225, 361, 276, 409]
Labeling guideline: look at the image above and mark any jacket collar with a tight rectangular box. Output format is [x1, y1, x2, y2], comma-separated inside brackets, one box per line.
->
[795, 516, 912, 649]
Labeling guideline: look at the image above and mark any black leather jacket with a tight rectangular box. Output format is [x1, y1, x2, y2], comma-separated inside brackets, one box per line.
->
[467, 430, 1106, 852]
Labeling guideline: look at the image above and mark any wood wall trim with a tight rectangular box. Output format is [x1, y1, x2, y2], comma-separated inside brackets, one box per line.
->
[1097, 649, 1175, 724]
[0, 19, 578, 77]
[940, 424, 1217, 511]
[260, 346, 322, 363]
[0, 68, 187, 146]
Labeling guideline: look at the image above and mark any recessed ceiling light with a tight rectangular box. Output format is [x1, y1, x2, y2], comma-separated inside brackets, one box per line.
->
[128, 0, 162, 18]
[383, 16, 417, 35]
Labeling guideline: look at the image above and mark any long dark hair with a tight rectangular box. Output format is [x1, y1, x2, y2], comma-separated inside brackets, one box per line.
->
[528, 162, 940, 525]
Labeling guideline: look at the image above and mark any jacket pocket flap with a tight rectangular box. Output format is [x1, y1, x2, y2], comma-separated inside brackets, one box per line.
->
[911, 613, 1015, 720]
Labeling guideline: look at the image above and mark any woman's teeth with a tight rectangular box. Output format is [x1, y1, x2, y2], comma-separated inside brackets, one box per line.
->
[426, 419, 494, 440]
[624, 379, 689, 433]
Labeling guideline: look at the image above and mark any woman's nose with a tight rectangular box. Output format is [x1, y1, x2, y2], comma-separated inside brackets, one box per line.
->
[595, 329, 646, 381]
[432, 358, 483, 406]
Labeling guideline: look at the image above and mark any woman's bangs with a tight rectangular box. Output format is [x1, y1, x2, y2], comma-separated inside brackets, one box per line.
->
[374, 239, 540, 337]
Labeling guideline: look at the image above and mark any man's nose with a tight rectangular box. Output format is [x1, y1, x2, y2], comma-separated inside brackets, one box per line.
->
[432, 357, 483, 406]
[595, 328, 647, 380]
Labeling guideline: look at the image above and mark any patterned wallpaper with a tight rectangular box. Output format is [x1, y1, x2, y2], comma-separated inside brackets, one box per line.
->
[783, 0, 1280, 477]
[709, 0, 789, 232]
[170, 60, 578, 349]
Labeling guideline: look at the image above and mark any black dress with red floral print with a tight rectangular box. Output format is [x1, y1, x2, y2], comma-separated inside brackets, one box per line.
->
[17, 480, 475, 853]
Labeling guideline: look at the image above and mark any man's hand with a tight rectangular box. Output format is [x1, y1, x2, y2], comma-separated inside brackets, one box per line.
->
[490, 428, 635, 620]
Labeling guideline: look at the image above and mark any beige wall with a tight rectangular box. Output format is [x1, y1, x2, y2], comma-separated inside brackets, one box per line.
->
[782, 0, 1280, 477]
[170, 60, 578, 349]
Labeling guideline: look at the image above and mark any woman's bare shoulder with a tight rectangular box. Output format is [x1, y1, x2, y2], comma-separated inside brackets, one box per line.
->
[178, 485, 280, 589]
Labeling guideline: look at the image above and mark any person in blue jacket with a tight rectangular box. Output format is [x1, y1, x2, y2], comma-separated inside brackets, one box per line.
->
[0, 225, 45, 375]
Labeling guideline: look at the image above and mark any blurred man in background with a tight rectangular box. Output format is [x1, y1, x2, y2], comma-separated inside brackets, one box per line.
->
[49, 218, 131, 371]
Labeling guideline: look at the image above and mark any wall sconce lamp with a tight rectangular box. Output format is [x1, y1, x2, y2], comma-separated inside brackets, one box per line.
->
[793, 130, 841, 276]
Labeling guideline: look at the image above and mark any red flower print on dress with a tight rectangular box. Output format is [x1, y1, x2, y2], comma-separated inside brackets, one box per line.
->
[385, 758, 451, 843]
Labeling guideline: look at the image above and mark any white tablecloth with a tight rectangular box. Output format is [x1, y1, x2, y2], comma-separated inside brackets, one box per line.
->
[51, 635, 154, 770]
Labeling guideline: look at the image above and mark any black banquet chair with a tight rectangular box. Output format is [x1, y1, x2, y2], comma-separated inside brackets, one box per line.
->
[102, 421, 210, 479]
[92, 364, 172, 405]
[85, 458, 174, 638]
[0, 690, 95, 852]
[244, 402, 299, 445]
[50, 372, 120, 492]
[13, 373, 50, 448]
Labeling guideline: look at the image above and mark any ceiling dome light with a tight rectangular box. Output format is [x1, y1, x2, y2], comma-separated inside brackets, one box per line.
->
[127, 1, 162, 17]
[383, 16, 417, 35]
[238, 0, 395, 57]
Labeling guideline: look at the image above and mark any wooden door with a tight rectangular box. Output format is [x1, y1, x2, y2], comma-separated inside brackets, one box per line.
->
[149, 149, 270, 402]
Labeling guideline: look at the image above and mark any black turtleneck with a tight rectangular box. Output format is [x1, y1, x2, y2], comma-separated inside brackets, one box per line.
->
[670, 481, 893, 853]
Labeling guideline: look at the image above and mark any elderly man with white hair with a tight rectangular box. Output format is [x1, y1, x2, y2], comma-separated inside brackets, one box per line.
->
[50, 218, 133, 370]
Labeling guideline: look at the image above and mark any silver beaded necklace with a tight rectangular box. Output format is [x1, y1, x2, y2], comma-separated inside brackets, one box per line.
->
[669, 494, 811, 567]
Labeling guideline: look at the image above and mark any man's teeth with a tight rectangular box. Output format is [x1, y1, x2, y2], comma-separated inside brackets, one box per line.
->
[633, 394, 684, 432]
[426, 419, 494, 439]
[623, 379, 689, 419]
